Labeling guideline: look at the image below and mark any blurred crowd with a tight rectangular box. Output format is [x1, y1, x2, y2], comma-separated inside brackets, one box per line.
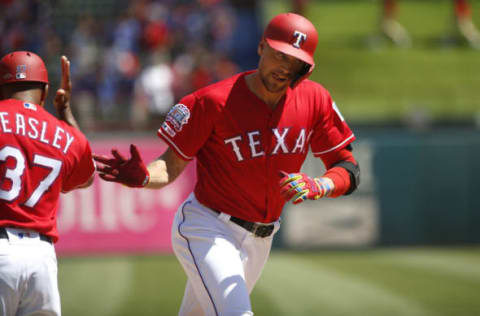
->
[0, 0, 263, 130]
[1, 0, 478, 130]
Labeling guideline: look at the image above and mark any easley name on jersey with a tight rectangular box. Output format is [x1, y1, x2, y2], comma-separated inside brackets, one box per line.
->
[0, 111, 75, 154]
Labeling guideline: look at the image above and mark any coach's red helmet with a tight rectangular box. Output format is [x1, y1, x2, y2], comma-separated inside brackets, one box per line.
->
[0, 51, 49, 86]
[263, 13, 318, 86]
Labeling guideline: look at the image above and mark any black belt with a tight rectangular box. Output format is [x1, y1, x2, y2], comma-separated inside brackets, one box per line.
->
[0, 227, 52, 244]
[213, 210, 274, 238]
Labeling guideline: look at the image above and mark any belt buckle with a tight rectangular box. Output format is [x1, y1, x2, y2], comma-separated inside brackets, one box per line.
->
[252, 224, 273, 238]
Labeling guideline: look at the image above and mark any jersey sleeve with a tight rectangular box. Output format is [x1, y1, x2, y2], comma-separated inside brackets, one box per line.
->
[157, 93, 215, 161]
[62, 134, 95, 192]
[310, 90, 355, 157]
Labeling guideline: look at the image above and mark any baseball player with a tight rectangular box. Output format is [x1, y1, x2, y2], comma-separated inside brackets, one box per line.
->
[94, 13, 360, 316]
[453, 0, 480, 48]
[0, 51, 95, 316]
[380, 0, 412, 47]
[381, 0, 480, 48]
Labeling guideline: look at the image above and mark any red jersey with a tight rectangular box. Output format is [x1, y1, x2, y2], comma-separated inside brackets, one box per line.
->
[0, 99, 94, 242]
[158, 71, 355, 223]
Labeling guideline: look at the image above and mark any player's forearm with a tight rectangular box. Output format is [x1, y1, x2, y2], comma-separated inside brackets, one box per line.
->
[321, 167, 350, 197]
[321, 156, 360, 197]
[318, 146, 360, 197]
[145, 149, 189, 189]
[145, 159, 170, 189]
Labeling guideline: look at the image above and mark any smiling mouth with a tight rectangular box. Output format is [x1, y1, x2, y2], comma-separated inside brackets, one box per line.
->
[272, 72, 288, 82]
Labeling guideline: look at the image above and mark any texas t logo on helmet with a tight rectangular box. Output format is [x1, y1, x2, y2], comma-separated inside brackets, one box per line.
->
[293, 31, 307, 48]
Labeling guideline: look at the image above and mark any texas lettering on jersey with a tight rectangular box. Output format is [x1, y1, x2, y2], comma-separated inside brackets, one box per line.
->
[223, 127, 311, 162]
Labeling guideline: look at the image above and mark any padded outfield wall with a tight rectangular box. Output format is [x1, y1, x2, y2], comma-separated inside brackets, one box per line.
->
[55, 128, 480, 255]
[281, 127, 480, 248]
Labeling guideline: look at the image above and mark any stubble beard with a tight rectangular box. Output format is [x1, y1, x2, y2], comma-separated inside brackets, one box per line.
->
[259, 71, 288, 94]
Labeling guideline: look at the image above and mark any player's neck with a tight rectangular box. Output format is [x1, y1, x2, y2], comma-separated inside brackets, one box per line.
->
[11, 94, 42, 107]
[4, 89, 44, 107]
[245, 72, 285, 110]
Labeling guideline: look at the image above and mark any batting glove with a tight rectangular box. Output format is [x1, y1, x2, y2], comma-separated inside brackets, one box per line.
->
[279, 171, 333, 204]
[93, 144, 149, 188]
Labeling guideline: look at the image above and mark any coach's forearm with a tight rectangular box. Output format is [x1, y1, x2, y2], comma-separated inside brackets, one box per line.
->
[59, 107, 81, 130]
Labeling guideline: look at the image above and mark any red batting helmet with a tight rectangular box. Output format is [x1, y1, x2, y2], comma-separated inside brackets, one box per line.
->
[263, 13, 318, 86]
[0, 51, 49, 86]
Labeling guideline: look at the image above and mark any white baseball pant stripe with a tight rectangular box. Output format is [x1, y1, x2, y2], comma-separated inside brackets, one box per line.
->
[171, 193, 280, 316]
[0, 228, 60, 316]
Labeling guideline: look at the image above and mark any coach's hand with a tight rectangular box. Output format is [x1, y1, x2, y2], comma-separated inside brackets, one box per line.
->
[279, 171, 333, 204]
[54, 56, 71, 114]
[93, 144, 150, 188]
[54, 55, 82, 130]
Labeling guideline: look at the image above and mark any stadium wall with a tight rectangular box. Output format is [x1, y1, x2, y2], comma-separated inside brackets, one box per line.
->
[55, 128, 480, 255]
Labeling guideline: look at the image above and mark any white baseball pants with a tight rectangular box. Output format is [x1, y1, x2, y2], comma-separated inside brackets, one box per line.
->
[171, 193, 280, 316]
[0, 228, 60, 316]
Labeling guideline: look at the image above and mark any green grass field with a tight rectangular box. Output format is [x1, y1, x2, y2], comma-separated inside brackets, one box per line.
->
[58, 247, 480, 316]
[265, 0, 480, 123]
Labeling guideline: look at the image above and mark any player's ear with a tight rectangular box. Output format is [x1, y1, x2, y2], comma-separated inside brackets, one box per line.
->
[40, 84, 48, 107]
[258, 39, 266, 56]
[0, 84, 10, 99]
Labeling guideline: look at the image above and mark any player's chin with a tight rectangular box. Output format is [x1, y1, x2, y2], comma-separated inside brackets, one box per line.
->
[264, 79, 289, 93]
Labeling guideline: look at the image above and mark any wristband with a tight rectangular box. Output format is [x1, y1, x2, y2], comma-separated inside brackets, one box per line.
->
[314, 177, 333, 198]
[142, 173, 150, 187]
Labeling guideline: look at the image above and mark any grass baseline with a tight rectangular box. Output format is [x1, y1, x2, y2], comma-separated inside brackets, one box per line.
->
[59, 247, 480, 316]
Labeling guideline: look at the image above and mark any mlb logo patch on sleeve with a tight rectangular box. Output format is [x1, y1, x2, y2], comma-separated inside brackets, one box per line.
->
[166, 104, 190, 132]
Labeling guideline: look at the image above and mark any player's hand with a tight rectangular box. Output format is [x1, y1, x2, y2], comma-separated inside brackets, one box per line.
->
[279, 171, 332, 204]
[93, 144, 150, 188]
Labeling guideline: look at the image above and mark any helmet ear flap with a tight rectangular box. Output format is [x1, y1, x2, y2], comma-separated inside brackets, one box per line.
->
[291, 63, 314, 88]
